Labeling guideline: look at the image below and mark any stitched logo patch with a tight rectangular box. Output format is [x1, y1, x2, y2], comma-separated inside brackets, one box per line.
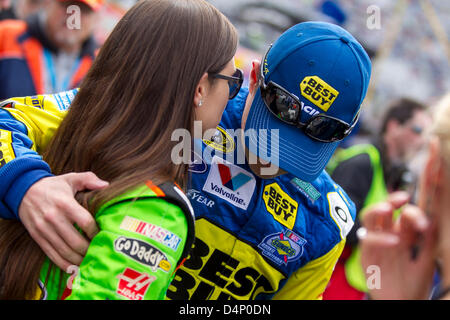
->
[258, 229, 307, 266]
[262, 183, 298, 229]
[300, 76, 339, 111]
[203, 156, 256, 210]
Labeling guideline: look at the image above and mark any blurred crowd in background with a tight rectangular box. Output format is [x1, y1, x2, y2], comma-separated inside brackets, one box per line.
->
[1, 0, 448, 135]
[209, 0, 449, 134]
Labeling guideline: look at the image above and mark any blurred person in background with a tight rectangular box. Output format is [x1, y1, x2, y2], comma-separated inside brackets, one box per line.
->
[0, 0, 15, 20]
[323, 97, 432, 299]
[0, 0, 47, 21]
[359, 93, 450, 300]
[15, 0, 47, 20]
[0, 0, 102, 100]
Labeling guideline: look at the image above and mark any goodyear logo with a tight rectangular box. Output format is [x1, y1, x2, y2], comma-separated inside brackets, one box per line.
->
[203, 126, 235, 154]
[300, 76, 339, 112]
[262, 183, 298, 229]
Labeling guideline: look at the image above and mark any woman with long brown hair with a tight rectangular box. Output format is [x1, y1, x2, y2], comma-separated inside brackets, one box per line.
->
[0, 0, 239, 299]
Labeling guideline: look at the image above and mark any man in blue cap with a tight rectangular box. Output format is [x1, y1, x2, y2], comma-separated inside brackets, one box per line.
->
[0, 21, 371, 299]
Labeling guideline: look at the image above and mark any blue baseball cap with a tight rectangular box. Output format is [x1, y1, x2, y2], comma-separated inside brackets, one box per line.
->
[245, 21, 371, 182]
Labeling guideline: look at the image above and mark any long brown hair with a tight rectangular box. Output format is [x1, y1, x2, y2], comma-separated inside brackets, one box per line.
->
[0, 0, 237, 299]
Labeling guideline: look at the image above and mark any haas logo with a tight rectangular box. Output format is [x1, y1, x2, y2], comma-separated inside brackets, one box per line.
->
[116, 268, 156, 300]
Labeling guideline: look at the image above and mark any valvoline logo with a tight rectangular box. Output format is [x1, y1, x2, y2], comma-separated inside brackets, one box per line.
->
[218, 163, 252, 191]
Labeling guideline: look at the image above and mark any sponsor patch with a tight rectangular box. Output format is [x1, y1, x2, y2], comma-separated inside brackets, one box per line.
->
[202, 156, 256, 210]
[258, 229, 307, 266]
[52, 89, 77, 111]
[327, 192, 354, 239]
[187, 189, 215, 208]
[290, 177, 321, 202]
[116, 267, 156, 300]
[262, 183, 298, 229]
[26, 95, 43, 109]
[189, 151, 207, 174]
[203, 126, 235, 153]
[114, 236, 172, 272]
[300, 76, 339, 111]
[120, 216, 182, 251]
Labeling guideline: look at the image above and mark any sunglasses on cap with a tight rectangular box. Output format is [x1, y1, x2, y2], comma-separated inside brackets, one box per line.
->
[259, 45, 359, 143]
[211, 68, 244, 100]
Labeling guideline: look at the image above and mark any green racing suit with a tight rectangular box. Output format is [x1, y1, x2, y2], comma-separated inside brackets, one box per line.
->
[36, 182, 195, 300]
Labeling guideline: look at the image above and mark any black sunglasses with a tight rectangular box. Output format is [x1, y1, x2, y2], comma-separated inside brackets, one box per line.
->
[211, 68, 243, 100]
[259, 45, 359, 143]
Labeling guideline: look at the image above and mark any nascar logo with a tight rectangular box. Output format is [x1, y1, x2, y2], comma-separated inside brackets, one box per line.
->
[120, 216, 182, 251]
[203, 126, 235, 154]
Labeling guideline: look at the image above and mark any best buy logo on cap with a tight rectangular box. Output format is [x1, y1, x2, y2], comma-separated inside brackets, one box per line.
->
[263, 183, 298, 229]
[300, 76, 339, 112]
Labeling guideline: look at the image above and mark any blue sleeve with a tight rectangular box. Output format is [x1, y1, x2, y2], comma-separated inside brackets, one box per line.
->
[0, 158, 53, 219]
[0, 108, 53, 220]
[0, 91, 74, 219]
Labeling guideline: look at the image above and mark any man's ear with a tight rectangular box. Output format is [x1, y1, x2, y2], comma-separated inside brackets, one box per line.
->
[249, 60, 261, 95]
[193, 72, 209, 108]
